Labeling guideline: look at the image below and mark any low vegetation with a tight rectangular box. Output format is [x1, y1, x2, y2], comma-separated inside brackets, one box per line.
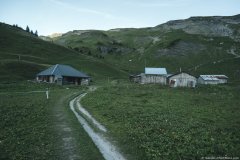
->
[81, 83, 240, 159]
[0, 83, 57, 159]
[0, 82, 104, 160]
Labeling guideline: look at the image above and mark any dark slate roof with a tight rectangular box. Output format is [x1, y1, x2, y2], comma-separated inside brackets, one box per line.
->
[37, 64, 89, 78]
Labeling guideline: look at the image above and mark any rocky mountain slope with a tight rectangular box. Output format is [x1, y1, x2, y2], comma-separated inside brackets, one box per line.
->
[158, 15, 240, 40]
[47, 14, 240, 80]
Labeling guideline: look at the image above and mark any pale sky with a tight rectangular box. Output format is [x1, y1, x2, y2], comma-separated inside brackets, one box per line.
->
[0, 0, 239, 35]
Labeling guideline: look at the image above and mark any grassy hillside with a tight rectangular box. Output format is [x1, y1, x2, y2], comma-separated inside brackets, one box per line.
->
[50, 15, 240, 80]
[0, 23, 127, 82]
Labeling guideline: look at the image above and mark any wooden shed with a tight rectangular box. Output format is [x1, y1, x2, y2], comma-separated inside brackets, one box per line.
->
[36, 64, 90, 85]
[198, 75, 228, 85]
[167, 72, 197, 88]
[139, 67, 167, 85]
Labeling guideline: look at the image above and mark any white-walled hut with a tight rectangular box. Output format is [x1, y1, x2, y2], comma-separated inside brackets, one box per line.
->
[139, 67, 167, 84]
[197, 75, 228, 85]
[167, 72, 197, 88]
[36, 64, 90, 85]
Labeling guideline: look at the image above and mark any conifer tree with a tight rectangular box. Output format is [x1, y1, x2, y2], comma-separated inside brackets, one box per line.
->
[35, 30, 38, 37]
[26, 25, 30, 32]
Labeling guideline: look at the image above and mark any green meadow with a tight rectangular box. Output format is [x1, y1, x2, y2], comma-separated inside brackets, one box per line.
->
[0, 82, 104, 160]
[81, 83, 240, 160]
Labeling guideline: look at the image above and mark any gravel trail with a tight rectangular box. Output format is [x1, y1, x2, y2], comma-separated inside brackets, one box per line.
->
[70, 94, 126, 160]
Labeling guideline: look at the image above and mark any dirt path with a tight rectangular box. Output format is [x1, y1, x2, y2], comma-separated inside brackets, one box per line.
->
[76, 93, 107, 132]
[52, 92, 81, 160]
[0, 59, 51, 67]
[70, 93, 126, 160]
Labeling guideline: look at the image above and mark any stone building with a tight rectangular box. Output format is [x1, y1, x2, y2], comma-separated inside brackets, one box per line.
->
[36, 64, 90, 85]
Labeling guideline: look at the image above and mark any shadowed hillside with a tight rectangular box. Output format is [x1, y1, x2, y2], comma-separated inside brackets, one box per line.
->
[0, 23, 127, 82]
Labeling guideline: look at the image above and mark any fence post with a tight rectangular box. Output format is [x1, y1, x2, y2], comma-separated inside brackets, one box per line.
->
[46, 88, 49, 99]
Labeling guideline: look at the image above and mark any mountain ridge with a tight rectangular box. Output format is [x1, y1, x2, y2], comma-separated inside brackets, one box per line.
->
[44, 14, 240, 80]
[45, 14, 240, 40]
[1, 14, 240, 82]
[157, 14, 240, 40]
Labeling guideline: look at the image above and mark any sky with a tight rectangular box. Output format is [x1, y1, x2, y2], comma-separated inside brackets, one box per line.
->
[0, 0, 240, 36]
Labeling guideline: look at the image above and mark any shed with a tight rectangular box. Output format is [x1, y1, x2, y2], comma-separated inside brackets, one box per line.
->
[197, 75, 228, 85]
[167, 72, 197, 88]
[36, 64, 90, 85]
[139, 67, 167, 84]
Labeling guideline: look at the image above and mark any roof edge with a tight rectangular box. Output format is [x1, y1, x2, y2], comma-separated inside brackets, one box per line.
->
[167, 71, 196, 78]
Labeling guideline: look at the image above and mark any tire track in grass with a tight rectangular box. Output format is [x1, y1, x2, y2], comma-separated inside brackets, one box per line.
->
[70, 94, 126, 160]
[76, 93, 107, 133]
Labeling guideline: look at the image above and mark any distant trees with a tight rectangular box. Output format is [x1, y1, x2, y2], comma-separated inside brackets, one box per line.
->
[69, 46, 104, 59]
[12, 24, 24, 30]
[11, 24, 38, 37]
[12, 24, 18, 28]
[34, 30, 38, 36]
[25, 25, 38, 37]
[73, 47, 91, 55]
